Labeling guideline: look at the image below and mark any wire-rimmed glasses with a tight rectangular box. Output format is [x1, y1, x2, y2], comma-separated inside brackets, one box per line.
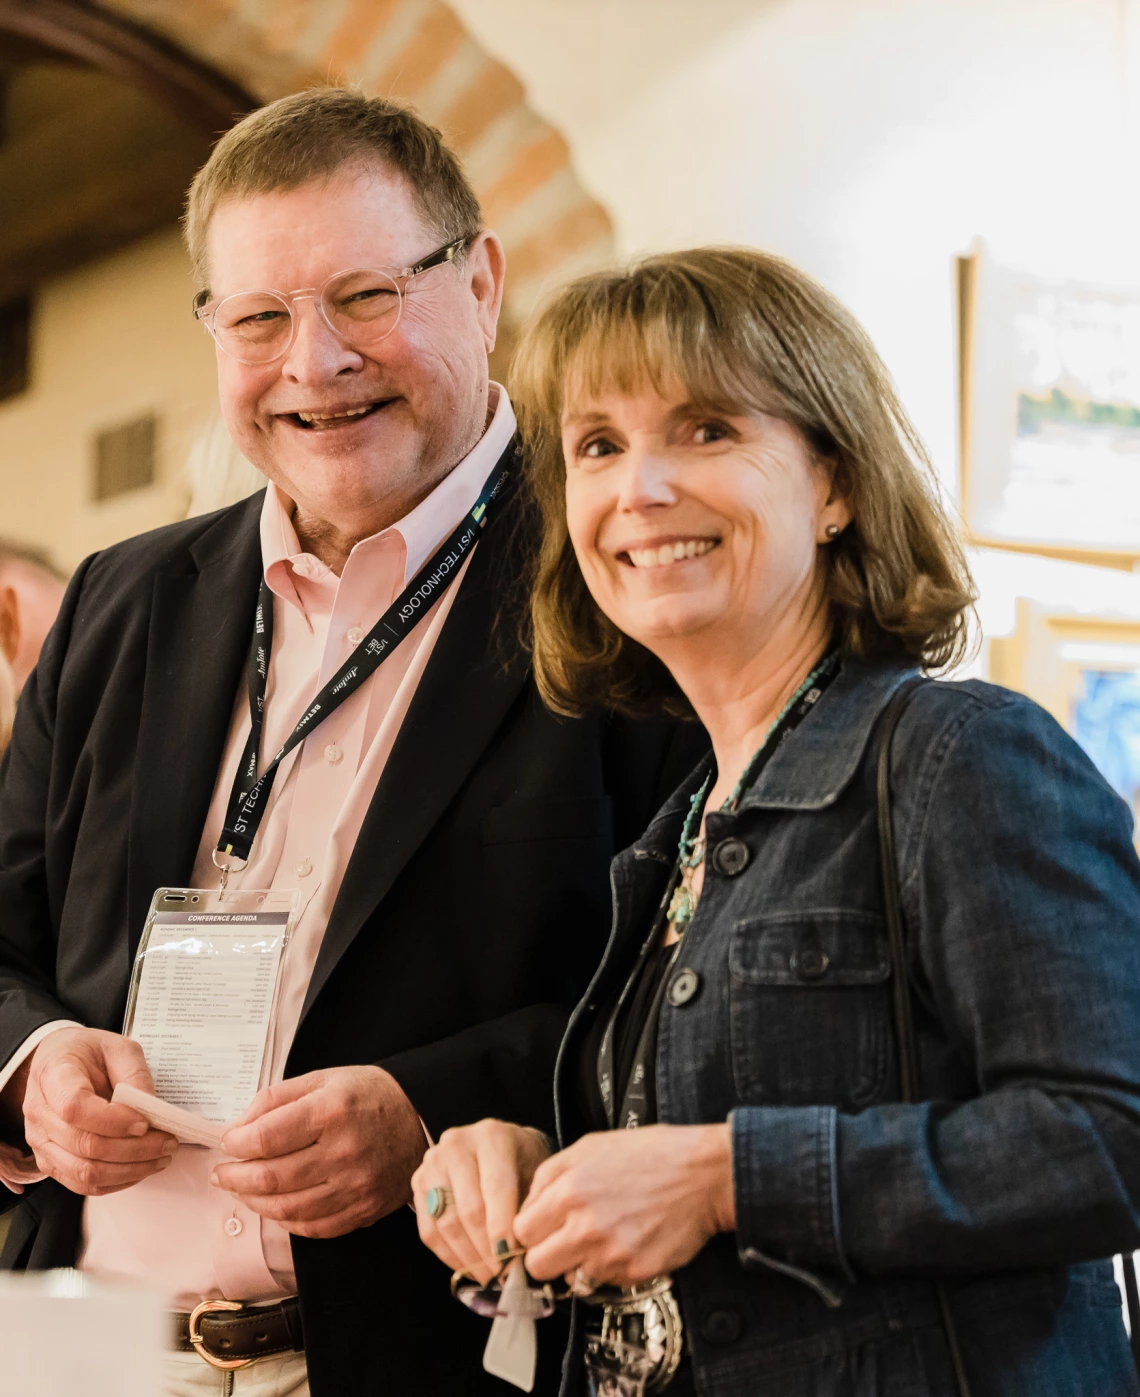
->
[192, 236, 470, 365]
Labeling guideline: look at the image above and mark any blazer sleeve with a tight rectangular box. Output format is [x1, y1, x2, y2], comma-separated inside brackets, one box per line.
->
[378, 1004, 570, 1140]
[731, 693, 1140, 1285]
[0, 558, 94, 1071]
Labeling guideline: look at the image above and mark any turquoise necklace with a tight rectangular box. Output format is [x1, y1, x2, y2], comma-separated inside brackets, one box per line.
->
[665, 651, 840, 932]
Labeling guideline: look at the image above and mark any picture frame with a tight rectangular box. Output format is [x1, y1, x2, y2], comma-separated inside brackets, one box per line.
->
[956, 242, 1140, 567]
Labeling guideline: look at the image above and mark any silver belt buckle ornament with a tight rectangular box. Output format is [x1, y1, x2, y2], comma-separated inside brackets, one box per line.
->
[583, 1277, 683, 1396]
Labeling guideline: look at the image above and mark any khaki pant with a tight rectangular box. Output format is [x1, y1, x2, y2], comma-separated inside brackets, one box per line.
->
[165, 1350, 308, 1396]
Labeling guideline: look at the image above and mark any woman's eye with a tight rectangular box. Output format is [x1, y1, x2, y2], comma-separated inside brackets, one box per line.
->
[580, 437, 619, 459]
[693, 420, 730, 445]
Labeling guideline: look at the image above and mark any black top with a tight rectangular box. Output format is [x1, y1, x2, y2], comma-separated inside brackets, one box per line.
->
[579, 938, 676, 1132]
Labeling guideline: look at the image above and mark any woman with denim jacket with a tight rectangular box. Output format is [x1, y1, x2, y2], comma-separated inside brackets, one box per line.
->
[411, 248, 1140, 1396]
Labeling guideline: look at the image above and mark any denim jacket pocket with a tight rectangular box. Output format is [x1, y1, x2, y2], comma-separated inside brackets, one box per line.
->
[729, 909, 892, 1108]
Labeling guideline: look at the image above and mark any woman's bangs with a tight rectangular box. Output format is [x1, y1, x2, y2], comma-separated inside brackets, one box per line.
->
[561, 298, 776, 419]
[559, 302, 739, 421]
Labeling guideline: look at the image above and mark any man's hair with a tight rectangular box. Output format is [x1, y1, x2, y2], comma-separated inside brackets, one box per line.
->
[184, 87, 484, 287]
[510, 246, 977, 718]
[0, 538, 67, 583]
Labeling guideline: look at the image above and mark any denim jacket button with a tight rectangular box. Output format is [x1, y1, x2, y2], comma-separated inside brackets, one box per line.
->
[700, 1307, 743, 1345]
[791, 948, 830, 980]
[667, 968, 701, 1006]
[710, 837, 750, 876]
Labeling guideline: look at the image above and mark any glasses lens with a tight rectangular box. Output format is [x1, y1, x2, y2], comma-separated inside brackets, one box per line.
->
[454, 1280, 555, 1320]
[213, 292, 293, 363]
[324, 270, 402, 344]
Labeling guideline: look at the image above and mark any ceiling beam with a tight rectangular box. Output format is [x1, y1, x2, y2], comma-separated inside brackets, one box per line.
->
[0, 0, 254, 134]
[0, 71, 213, 303]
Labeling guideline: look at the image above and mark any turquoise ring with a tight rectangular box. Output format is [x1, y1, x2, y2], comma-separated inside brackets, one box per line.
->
[426, 1186, 452, 1219]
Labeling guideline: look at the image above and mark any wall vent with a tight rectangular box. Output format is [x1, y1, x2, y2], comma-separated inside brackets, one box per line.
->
[93, 414, 157, 501]
[0, 295, 31, 403]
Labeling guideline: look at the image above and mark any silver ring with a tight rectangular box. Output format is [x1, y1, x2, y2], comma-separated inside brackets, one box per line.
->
[426, 1186, 453, 1219]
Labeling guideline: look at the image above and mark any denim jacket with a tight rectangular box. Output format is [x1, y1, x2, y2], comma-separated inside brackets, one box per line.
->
[554, 658, 1140, 1397]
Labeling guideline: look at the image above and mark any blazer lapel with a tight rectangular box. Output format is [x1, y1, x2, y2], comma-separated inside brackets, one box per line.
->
[299, 485, 529, 1021]
[126, 497, 264, 952]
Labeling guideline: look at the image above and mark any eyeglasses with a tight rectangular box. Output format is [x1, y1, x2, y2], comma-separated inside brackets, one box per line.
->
[192, 236, 470, 365]
[450, 1250, 565, 1321]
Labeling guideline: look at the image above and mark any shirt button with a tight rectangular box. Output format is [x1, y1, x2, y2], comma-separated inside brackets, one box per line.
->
[347, 626, 364, 645]
[711, 837, 751, 876]
[791, 948, 830, 981]
[667, 969, 701, 1007]
[324, 743, 343, 764]
[296, 857, 313, 877]
[701, 1307, 743, 1345]
[224, 1216, 243, 1237]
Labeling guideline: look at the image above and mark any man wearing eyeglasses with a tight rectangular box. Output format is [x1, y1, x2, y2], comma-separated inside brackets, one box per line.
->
[0, 90, 701, 1395]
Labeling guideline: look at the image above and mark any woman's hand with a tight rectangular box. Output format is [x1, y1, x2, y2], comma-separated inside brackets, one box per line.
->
[515, 1124, 735, 1289]
[412, 1119, 553, 1283]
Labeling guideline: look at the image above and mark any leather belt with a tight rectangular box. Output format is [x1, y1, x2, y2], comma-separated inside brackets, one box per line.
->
[172, 1297, 304, 1370]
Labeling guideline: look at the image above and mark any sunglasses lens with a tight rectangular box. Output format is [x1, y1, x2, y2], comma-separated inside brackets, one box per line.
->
[455, 1281, 504, 1318]
[454, 1279, 556, 1320]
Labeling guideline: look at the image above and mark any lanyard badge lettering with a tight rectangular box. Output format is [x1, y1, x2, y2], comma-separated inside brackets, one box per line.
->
[213, 456, 510, 888]
[124, 459, 510, 1132]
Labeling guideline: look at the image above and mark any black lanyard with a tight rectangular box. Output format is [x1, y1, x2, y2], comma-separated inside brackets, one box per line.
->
[215, 458, 510, 869]
[597, 655, 841, 1130]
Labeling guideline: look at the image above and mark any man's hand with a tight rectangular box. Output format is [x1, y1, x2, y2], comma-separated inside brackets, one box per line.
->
[212, 1066, 426, 1239]
[13, 1028, 177, 1196]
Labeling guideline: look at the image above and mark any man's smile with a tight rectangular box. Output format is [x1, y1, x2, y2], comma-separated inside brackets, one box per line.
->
[281, 398, 397, 430]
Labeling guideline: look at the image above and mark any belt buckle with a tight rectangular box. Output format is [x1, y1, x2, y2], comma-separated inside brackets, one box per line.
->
[188, 1299, 255, 1370]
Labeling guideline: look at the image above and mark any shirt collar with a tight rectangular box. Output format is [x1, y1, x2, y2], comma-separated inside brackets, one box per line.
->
[259, 383, 518, 600]
[631, 655, 921, 860]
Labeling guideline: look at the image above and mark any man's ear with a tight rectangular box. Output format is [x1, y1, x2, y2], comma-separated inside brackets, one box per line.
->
[465, 230, 507, 354]
[0, 587, 17, 665]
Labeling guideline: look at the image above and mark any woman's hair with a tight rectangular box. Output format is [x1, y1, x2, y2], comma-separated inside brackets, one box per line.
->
[510, 246, 977, 717]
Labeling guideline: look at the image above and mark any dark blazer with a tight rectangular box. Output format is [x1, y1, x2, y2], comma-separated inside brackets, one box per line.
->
[0, 448, 705, 1396]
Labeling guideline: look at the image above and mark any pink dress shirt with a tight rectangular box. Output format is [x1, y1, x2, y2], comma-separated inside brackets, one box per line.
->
[66, 387, 517, 1309]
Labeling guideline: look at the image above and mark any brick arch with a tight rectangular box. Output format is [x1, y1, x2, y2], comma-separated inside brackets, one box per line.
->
[98, 0, 615, 356]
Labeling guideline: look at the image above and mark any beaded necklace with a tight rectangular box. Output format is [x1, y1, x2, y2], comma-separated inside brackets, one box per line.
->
[665, 651, 841, 932]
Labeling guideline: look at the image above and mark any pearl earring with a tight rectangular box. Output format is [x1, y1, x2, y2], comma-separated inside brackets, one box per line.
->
[825, 524, 841, 540]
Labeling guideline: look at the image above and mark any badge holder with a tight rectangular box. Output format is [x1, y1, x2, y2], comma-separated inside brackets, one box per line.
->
[122, 887, 299, 1129]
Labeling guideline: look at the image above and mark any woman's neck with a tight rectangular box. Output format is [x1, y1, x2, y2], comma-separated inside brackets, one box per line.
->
[669, 608, 835, 811]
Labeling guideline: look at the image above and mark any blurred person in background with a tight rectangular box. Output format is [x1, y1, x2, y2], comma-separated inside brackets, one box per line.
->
[414, 249, 1140, 1397]
[0, 541, 67, 693]
[0, 88, 700, 1397]
[184, 413, 267, 518]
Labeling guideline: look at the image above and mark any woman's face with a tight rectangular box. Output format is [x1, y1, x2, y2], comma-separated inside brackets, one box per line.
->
[561, 380, 849, 660]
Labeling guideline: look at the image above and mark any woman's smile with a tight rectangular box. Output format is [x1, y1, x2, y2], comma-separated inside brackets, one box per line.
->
[621, 537, 721, 569]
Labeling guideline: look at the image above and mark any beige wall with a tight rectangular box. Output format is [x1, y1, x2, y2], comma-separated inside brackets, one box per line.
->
[0, 225, 219, 572]
[451, 0, 1140, 683]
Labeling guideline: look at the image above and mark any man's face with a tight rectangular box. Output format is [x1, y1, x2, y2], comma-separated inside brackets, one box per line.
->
[204, 166, 505, 535]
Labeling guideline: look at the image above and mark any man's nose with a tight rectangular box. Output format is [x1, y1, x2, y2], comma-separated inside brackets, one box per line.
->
[279, 297, 363, 383]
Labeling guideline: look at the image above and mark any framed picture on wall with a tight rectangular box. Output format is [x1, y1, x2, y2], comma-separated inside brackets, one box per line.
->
[988, 600, 1140, 844]
[956, 242, 1140, 565]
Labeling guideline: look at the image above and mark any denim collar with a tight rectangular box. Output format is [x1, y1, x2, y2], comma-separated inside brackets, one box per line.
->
[634, 655, 920, 858]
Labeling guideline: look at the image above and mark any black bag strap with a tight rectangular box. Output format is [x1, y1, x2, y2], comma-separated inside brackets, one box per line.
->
[1123, 1253, 1140, 1371]
[876, 678, 973, 1397]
